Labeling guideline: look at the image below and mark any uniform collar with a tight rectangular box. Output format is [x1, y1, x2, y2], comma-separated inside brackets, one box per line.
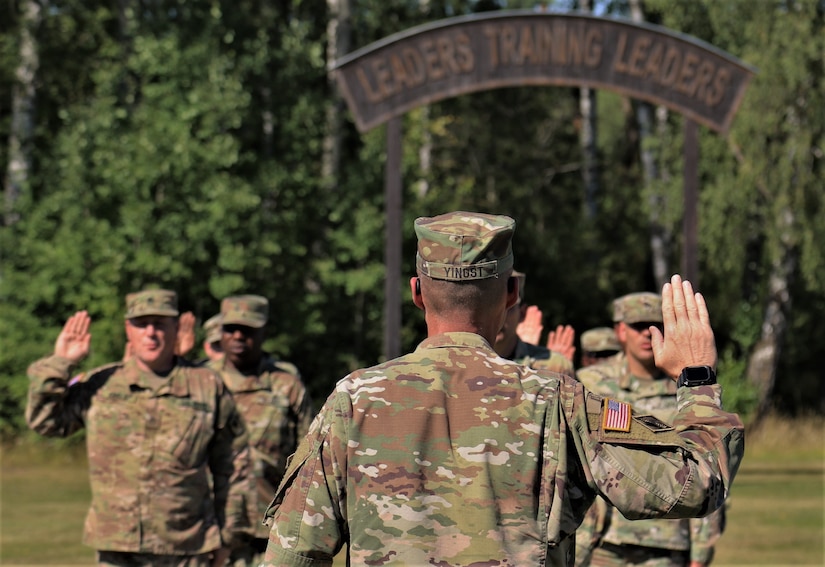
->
[618, 358, 672, 392]
[415, 332, 493, 352]
[124, 357, 189, 397]
[211, 355, 275, 392]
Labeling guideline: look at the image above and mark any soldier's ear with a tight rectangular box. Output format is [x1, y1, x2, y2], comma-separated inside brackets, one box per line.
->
[410, 277, 425, 310]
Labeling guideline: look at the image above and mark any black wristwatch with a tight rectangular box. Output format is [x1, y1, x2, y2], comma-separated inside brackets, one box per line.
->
[677, 366, 717, 388]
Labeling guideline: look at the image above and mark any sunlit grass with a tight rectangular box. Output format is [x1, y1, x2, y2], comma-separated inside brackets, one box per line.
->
[2, 416, 822, 565]
[1, 441, 95, 565]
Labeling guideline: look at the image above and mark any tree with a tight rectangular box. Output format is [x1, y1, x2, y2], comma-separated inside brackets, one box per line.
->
[3, 0, 41, 228]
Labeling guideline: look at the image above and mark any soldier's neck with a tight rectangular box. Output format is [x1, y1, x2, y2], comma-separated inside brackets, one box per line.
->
[626, 356, 658, 380]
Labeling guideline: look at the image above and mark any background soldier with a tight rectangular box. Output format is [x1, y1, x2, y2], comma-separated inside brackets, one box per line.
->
[208, 295, 313, 567]
[261, 211, 743, 567]
[575, 292, 726, 567]
[26, 289, 253, 567]
[579, 326, 621, 367]
[202, 314, 224, 363]
[494, 269, 575, 374]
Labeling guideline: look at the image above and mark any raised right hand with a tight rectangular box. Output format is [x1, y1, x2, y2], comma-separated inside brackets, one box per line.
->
[55, 311, 92, 364]
[651, 274, 718, 379]
[516, 305, 543, 346]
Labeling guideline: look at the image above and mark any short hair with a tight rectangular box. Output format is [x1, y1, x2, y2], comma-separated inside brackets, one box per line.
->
[420, 274, 509, 315]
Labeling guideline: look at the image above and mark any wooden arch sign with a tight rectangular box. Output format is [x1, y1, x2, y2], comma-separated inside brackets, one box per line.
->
[330, 11, 755, 359]
[331, 11, 754, 134]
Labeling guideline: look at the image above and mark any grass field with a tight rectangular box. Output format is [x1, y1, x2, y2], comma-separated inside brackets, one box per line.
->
[2, 416, 822, 566]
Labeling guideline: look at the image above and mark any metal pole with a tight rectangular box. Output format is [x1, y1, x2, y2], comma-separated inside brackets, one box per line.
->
[683, 118, 699, 285]
[383, 117, 403, 360]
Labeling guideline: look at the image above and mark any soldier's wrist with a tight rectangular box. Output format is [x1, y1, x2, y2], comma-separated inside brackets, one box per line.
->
[677, 366, 717, 388]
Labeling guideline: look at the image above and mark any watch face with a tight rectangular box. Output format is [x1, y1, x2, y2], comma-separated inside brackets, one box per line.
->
[680, 366, 716, 387]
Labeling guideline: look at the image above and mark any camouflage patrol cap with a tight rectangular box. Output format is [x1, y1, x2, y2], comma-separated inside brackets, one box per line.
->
[203, 314, 223, 344]
[415, 211, 515, 281]
[612, 292, 663, 324]
[124, 289, 179, 319]
[221, 295, 268, 328]
[581, 327, 621, 353]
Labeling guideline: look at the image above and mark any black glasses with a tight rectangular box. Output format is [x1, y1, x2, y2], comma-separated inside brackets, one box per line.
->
[222, 324, 257, 336]
[627, 321, 664, 333]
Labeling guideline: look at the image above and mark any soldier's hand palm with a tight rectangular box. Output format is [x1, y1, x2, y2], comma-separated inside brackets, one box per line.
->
[546, 324, 576, 362]
[55, 311, 92, 363]
[516, 305, 543, 346]
[651, 275, 717, 378]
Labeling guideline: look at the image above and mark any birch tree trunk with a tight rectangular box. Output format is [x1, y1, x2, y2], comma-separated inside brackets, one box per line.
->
[747, 206, 796, 423]
[629, 0, 670, 288]
[415, 0, 432, 198]
[4, 0, 42, 227]
[322, 0, 351, 190]
[579, 0, 599, 219]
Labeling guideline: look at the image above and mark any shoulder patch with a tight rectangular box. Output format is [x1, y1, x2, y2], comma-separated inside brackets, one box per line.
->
[602, 398, 632, 432]
[586, 392, 603, 414]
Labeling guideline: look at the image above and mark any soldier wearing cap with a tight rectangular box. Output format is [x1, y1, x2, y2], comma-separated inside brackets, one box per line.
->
[25, 289, 253, 567]
[493, 270, 575, 375]
[261, 211, 743, 567]
[575, 293, 725, 567]
[207, 295, 312, 567]
[201, 314, 224, 363]
[580, 327, 621, 367]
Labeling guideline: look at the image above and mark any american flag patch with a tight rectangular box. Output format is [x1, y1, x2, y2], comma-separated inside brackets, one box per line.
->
[602, 398, 632, 432]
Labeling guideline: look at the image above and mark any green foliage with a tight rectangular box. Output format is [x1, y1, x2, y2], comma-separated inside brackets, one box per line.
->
[1, 0, 824, 435]
[717, 346, 759, 421]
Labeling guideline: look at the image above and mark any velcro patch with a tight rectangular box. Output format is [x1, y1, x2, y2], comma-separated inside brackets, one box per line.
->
[602, 398, 632, 432]
[634, 414, 674, 432]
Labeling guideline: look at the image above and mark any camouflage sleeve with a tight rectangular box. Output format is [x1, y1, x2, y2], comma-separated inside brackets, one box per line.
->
[210, 379, 255, 548]
[292, 380, 314, 442]
[25, 355, 85, 437]
[273, 360, 313, 441]
[689, 504, 726, 564]
[532, 352, 575, 376]
[563, 377, 744, 522]
[573, 496, 610, 567]
[261, 394, 347, 566]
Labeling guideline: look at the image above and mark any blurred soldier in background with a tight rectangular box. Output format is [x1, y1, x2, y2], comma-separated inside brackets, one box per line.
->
[202, 314, 224, 363]
[26, 289, 253, 567]
[579, 326, 621, 368]
[208, 295, 313, 567]
[575, 292, 726, 567]
[261, 211, 743, 566]
[494, 269, 575, 375]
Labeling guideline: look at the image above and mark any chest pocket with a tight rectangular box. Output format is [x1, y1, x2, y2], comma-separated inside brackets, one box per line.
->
[87, 390, 143, 455]
[158, 397, 214, 468]
[239, 392, 292, 451]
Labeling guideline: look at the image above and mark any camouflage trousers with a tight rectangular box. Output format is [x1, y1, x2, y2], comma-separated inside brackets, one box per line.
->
[96, 551, 212, 567]
[587, 542, 689, 567]
[226, 537, 268, 567]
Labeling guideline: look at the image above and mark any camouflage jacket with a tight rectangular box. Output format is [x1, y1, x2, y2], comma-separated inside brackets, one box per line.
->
[261, 332, 743, 567]
[512, 338, 575, 376]
[575, 358, 725, 563]
[208, 355, 313, 539]
[26, 355, 254, 554]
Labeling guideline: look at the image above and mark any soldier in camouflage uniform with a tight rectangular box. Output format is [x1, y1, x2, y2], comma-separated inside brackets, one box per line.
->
[575, 293, 726, 567]
[201, 314, 224, 363]
[494, 269, 575, 375]
[580, 327, 621, 367]
[25, 289, 253, 567]
[261, 211, 744, 567]
[207, 295, 313, 567]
